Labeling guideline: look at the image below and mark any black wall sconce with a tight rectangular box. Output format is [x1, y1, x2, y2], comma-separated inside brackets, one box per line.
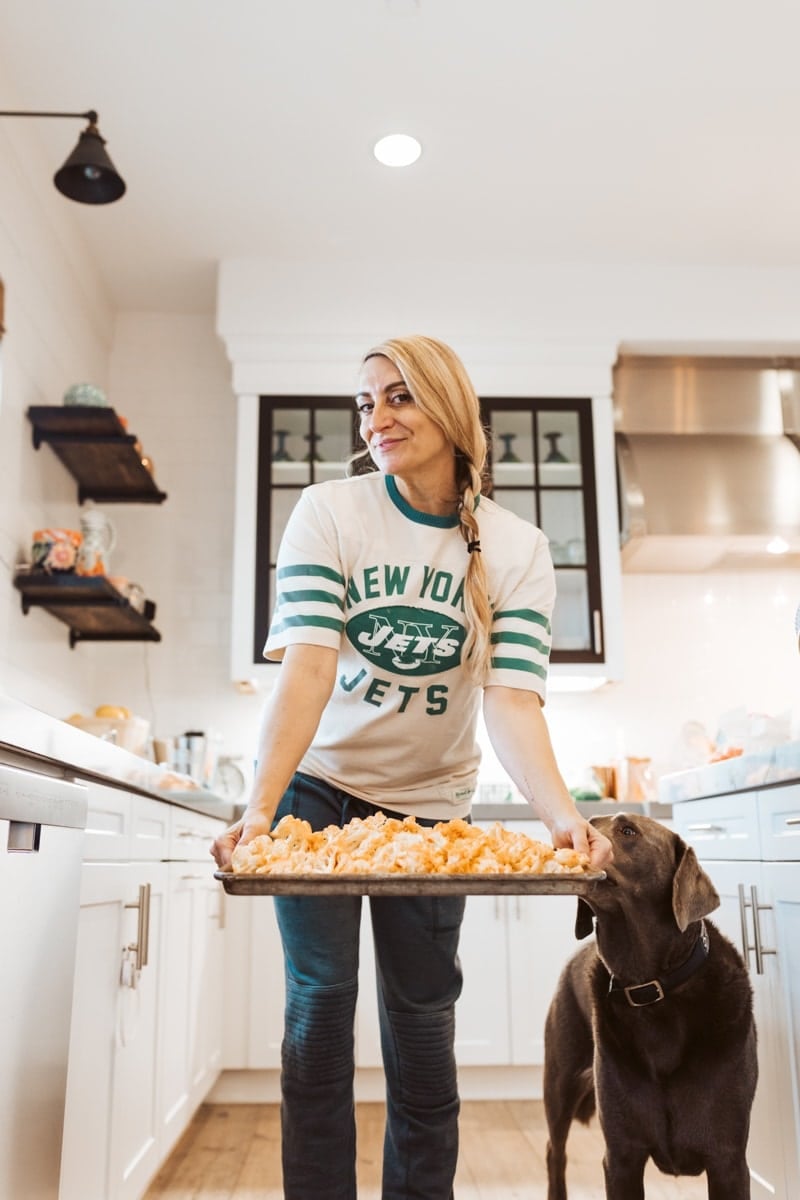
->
[0, 109, 125, 204]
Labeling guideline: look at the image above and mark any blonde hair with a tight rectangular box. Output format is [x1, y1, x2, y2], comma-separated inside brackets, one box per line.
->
[351, 334, 493, 685]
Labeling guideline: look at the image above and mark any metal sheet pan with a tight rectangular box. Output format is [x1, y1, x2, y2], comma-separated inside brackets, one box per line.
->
[215, 871, 606, 897]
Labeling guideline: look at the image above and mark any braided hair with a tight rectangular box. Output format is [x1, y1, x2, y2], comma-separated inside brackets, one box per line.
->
[349, 334, 493, 685]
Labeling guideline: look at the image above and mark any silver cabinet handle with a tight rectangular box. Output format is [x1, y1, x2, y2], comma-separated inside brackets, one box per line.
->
[125, 882, 151, 971]
[737, 883, 751, 968]
[749, 885, 776, 976]
[738, 883, 776, 975]
[786, 816, 800, 827]
[687, 823, 725, 832]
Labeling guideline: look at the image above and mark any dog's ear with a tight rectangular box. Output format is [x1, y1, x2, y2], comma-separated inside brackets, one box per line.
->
[575, 897, 595, 939]
[672, 839, 720, 931]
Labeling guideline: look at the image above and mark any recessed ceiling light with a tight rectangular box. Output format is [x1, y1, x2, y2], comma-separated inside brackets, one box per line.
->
[373, 133, 422, 167]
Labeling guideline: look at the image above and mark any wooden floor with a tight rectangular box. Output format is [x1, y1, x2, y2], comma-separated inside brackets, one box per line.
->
[145, 1100, 708, 1199]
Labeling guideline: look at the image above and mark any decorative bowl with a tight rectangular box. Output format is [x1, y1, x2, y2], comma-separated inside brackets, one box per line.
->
[63, 382, 109, 407]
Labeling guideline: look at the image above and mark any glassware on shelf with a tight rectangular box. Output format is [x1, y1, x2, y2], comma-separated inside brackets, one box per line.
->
[497, 432, 520, 463]
[543, 431, 569, 463]
[272, 430, 293, 461]
[303, 432, 324, 462]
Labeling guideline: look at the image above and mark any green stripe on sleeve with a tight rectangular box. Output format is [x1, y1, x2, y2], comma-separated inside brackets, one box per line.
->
[492, 607, 551, 634]
[491, 630, 550, 656]
[277, 563, 346, 585]
[270, 614, 345, 635]
[490, 656, 548, 680]
[277, 588, 344, 608]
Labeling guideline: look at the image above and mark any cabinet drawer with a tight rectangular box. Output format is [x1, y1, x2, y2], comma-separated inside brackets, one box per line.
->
[759, 785, 800, 861]
[130, 794, 171, 860]
[83, 783, 132, 861]
[169, 807, 225, 860]
[672, 793, 761, 860]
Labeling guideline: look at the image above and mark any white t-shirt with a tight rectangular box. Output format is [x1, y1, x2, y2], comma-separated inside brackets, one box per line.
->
[264, 472, 555, 820]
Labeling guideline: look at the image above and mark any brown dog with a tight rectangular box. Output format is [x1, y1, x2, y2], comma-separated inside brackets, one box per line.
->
[543, 812, 757, 1200]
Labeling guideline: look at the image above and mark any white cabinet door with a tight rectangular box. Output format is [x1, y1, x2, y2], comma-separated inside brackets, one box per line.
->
[246, 897, 286, 1068]
[160, 814, 226, 1154]
[767, 861, 800, 1199]
[696, 858, 786, 1200]
[60, 859, 167, 1200]
[454, 895, 511, 1065]
[189, 871, 226, 1106]
[110, 860, 167, 1200]
[507, 891, 579, 1064]
[159, 864, 194, 1148]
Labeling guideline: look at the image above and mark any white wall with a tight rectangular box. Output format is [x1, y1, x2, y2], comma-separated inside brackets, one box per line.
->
[93, 313, 262, 764]
[536, 567, 799, 790]
[0, 116, 114, 713]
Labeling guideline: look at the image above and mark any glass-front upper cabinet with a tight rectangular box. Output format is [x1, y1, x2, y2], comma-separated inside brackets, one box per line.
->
[482, 397, 603, 663]
[252, 396, 358, 664]
[245, 394, 604, 672]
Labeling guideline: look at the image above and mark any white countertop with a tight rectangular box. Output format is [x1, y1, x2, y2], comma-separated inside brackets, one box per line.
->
[658, 741, 800, 805]
[0, 691, 237, 822]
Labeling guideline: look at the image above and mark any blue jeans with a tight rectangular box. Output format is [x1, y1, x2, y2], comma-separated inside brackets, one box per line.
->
[272, 772, 466, 1200]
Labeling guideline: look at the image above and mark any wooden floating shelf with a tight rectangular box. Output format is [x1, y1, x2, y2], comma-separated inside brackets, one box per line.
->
[27, 406, 167, 504]
[14, 571, 161, 649]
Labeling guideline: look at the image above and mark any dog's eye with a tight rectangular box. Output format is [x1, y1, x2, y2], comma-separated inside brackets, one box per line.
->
[620, 824, 638, 837]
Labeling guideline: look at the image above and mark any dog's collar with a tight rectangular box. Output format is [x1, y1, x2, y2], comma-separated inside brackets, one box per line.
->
[608, 921, 710, 1008]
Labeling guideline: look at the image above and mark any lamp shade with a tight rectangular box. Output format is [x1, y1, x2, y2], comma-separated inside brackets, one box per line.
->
[54, 124, 126, 204]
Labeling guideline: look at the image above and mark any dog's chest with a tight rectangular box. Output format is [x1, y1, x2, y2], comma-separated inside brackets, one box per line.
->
[599, 1002, 697, 1079]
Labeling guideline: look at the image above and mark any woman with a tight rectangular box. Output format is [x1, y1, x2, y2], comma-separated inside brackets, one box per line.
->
[212, 334, 612, 1200]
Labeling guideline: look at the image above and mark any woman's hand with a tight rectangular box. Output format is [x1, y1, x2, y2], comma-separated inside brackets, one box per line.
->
[210, 806, 275, 870]
[550, 817, 613, 872]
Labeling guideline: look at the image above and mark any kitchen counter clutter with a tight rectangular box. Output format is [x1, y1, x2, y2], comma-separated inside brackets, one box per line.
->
[658, 740, 800, 805]
[0, 692, 238, 822]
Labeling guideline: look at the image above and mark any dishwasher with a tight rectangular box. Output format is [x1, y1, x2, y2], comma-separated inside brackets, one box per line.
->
[0, 760, 88, 1199]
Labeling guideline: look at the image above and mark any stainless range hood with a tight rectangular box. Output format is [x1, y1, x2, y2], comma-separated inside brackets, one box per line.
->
[615, 356, 800, 571]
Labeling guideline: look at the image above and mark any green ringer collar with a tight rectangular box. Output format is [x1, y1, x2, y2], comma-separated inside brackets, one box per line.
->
[385, 475, 462, 528]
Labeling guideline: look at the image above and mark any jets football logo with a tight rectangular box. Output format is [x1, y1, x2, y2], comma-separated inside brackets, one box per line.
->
[346, 606, 465, 675]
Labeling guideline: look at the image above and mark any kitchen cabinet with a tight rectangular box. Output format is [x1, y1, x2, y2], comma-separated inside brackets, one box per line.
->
[672, 786, 800, 1200]
[231, 392, 620, 682]
[60, 786, 225, 1200]
[27, 405, 167, 504]
[159, 807, 226, 1156]
[59, 804, 168, 1200]
[482, 398, 604, 663]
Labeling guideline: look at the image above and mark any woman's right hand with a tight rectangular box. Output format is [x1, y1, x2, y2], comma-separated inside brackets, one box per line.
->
[210, 806, 275, 870]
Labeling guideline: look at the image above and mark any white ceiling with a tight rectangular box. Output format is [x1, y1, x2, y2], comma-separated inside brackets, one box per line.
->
[4, 0, 800, 316]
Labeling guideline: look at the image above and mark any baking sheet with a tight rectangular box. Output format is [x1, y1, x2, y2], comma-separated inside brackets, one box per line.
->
[214, 871, 606, 896]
